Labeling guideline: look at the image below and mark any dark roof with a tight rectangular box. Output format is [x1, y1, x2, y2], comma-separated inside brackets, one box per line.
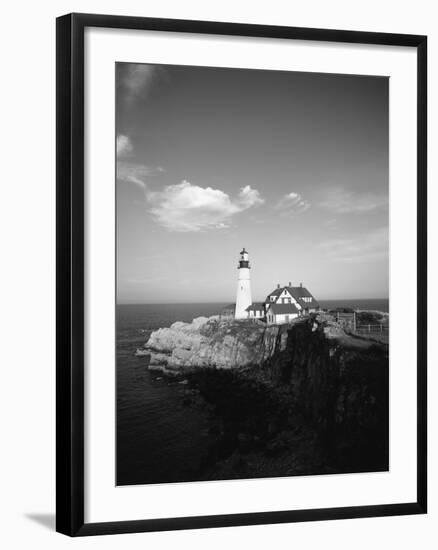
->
[266, 287, 283, 298]
[287, 286, 319, 309]
[246, 302, 265, 311]
[265, 285, 319, 309]
[269, 303, 299, 315]
[288, 286, 312, 298]
[221, 303, 236, 311]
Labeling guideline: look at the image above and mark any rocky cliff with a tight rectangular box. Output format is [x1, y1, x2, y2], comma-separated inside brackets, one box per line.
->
[138, 313, 382, 373]
[138, 315, 284, 372]
[138, 314, 389, 476]
[264, 316, 389, 471]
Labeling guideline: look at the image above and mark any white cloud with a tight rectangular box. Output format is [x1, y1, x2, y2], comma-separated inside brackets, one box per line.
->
[147, 181, 264, 232]
[317, 227, 389, 264]
[319, 186, 388, 214]
[117, 134, 133, 158]
[118, 64, 163, 107]
[116, 135, 164, 189]
[117, 162, 163, 190]
[238, 185, 264, 209]
[276, 192, 310, 215]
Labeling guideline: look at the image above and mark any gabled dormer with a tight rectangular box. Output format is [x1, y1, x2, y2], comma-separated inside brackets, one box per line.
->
[265, 283, 302, 310]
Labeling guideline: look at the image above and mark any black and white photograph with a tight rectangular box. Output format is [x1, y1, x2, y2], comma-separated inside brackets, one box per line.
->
[116, 62, 390, 486]
[0, 1, 432, 546]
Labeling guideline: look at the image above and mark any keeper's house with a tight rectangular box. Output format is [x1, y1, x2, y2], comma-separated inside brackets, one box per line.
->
[230, 248, 319, 325]
[264, 283, 319, 325]
[246, 303, 266, 319]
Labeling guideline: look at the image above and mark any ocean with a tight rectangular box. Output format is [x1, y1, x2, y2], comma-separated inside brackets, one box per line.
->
[116, 299, 388, 485]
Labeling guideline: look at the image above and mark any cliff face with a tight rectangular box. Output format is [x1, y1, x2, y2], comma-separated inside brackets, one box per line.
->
[265, 318, 389, 470]
[140, 316, 286, 372]
[141, 313, 383, 375]
[140, 314, 389, 473]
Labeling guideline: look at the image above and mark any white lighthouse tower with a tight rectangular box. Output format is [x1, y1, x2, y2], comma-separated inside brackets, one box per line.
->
[235, 248, 252, 319]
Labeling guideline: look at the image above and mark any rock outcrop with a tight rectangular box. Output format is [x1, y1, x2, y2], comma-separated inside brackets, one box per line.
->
[139, 316, 286, 373]
[139, 313, 382, 374]
[138, 313, 389, 474]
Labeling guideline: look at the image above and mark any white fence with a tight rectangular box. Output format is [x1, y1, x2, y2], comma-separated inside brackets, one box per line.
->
[355, 324, 389, 335]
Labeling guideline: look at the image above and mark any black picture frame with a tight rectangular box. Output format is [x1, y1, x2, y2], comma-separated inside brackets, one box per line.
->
[56, 12, 427, 537]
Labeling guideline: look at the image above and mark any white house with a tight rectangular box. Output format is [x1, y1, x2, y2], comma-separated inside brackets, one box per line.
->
[264, 282, 319, 325]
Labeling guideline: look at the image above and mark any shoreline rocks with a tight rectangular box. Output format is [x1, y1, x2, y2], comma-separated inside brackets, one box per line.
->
[140, 316, 285, 373]
[138, 313, 384, 374]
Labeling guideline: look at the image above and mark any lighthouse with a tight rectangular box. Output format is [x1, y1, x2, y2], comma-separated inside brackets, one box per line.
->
[235, 248, 252, 319]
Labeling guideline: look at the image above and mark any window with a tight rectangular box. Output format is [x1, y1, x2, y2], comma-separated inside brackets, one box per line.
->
[285, 315, 290, 322]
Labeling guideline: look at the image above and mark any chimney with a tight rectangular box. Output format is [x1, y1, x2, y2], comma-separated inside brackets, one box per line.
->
[300, 282, 303, 287]
[288, 281, 292, 287]
[277, 283, 280, 289]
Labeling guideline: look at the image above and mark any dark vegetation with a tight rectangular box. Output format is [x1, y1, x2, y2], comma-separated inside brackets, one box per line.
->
[185, 369, 332, 479]
[356, 310, 388, 325]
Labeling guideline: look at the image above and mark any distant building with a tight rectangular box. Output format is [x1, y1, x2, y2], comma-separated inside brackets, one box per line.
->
[232, 249, 319, 324]
[221, 304, 236, 318]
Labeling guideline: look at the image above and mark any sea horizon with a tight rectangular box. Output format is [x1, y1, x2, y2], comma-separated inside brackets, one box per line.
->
[118, 298, 390, 306]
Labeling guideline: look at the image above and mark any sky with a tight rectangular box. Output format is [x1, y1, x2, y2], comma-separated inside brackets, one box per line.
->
[116, 63, 389, 304]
